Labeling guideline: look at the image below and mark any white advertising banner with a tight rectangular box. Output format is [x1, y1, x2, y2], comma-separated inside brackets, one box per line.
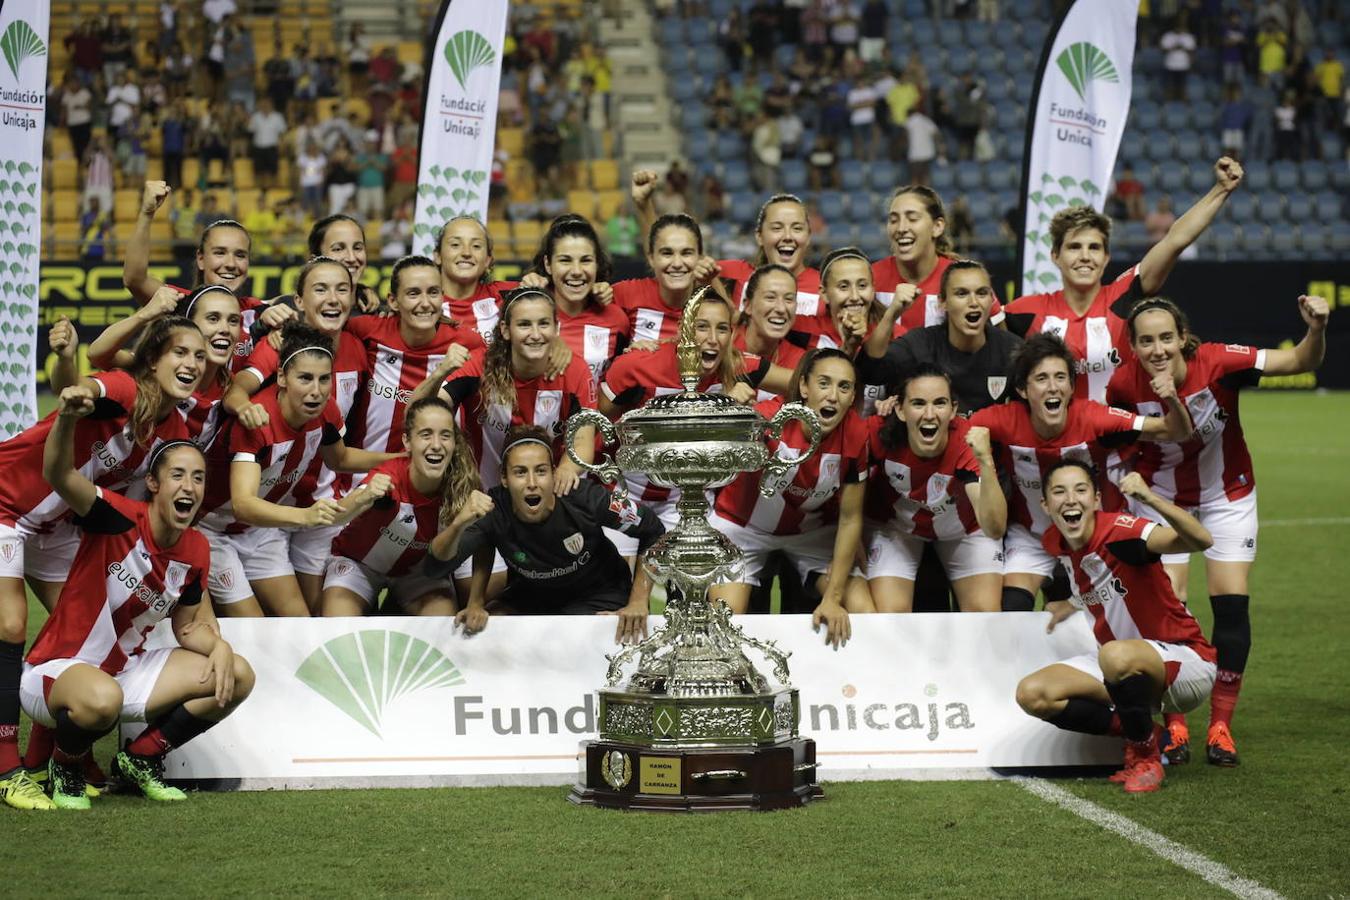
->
[144, 614, 1123, 789]
[0, 0, 47, 438]
[1019, 0, 1138, 297]
[411, 0, 508, 257]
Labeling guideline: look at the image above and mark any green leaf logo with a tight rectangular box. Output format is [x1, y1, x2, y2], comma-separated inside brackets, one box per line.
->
[443, 30, 496, 90]
[0, 21, 47, 82]
[1056, 41, 1120, 101]
[294, 630, 465, 737]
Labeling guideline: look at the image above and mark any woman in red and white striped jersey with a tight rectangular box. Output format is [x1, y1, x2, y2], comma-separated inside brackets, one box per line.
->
[614, 214, 720, 344]
[436, 216, 518, 343]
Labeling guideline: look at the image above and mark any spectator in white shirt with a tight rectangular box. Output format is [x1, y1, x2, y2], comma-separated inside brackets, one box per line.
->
[248, 97, 287, 189]
[905, 106, 941, 186]
[106, 71, 141, 132]
[1160, 17, 1197, 102]
[848, 75, 878, 162]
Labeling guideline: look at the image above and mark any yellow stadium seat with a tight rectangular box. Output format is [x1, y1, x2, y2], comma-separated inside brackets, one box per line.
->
[53, 190, 80, 223]
[114, 189, 141, 222]
[265, 188, 292, 208]
[498, 128, 524, 157]
[54, 222, 81, 254]
[236, 192, 258, 218]
[113, 221, 136, 246]
[207, 159, 227, 185]
[146, 159, 163, 181]
[512, 220, 543, 257]
[488, 219, 512, 251]
[589, 160, 619, 191]
[150, 220, 173, 244]
[50, 158, 78, 191]
[181, 159, 200, 187]
[567, 189, 597, 219]
[50, 132, 73, 160]
[232, 158, 255, 190]
[345, 98, 371, 125]
[317, 98, 342, 121]
[397, 41, 422, 65]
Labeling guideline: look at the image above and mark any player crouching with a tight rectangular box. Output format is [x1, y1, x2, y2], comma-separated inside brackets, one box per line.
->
[1015, 461, 1216, 794]
[20, 389, 254, 809]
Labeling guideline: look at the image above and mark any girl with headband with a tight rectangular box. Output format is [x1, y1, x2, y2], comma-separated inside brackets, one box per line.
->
[197, 324, 402, 617]
[425, 425, 663, 643]
[1107, 294, 1329, 768]
[85, 284, 245, 449]
[323, 397, 481, 617]
[709, 349, 874, 649]
[435, 215, 519, 342]
[0, 316, 206, 808]
[613, 213, 721, 344]
[19, 412, 252, 810]
[734, 263, 807, 402]
[420, 289, 599, 605]
[794, 247, 883, 357]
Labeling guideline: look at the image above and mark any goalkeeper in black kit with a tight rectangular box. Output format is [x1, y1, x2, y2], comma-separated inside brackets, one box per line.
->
[426, 426, 664, 643]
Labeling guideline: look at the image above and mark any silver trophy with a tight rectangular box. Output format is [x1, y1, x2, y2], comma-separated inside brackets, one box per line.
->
[565, 287, 824, 811]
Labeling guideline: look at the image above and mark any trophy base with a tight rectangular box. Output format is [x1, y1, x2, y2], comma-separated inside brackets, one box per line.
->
[568, 737, 821, 812]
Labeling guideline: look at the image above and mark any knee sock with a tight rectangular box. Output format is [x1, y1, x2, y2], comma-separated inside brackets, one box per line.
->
[0, 639, 21, 772]
[1162, 711, 1188, 733]
[1001, 587, 1035, 612]
[1105, 674, 1157, 746]
[1047, 698, 1116, 735]
[1209, 594, 1250, 729]
[53, 708, 109, 765]
[125, 704, 216, 758]
[22, 721, 54, 770]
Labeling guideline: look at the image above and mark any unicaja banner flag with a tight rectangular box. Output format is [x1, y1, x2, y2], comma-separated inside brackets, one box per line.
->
[412, 0, 508, 257]
[0, 0, 47, 438]
[1018, 0, 1137, 297]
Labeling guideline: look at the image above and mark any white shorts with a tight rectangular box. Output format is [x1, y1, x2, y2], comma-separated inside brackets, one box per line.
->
[1059, 641, 1217, 714]
[323, 555, 456, 610]
[1003, 523, 1056, 579]
[1142, 490, 1258, 566]
[0, 520, 83, 583]
[289, 523, 343, 576]
[709, 514, 837, 587]
[452, 550, 509, 581]
[203, 527, 295, 604]
[20, 647, 176, 728]
[864, 527, 1005, 581]
[607, 497, 681, 557]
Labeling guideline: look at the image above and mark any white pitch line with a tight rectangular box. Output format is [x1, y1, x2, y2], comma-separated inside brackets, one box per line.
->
[1261, 516, 1350, 527]
[1015, 777, 1285, 900]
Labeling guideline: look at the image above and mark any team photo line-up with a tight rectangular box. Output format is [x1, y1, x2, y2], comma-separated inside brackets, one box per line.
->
[0, 151, 1330, 809]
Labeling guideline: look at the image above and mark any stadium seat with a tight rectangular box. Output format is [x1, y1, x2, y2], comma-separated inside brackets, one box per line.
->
[566, 189, 596, 220]
[1205, 222, 1239, 261]
[511, 220, 544, 257]
[113, 190, 140, 222]
[780, 159, 808, 194]
[1286, 193, 1314, 222]
[1187, 165, 1214, 194]
[488, 220, 512, 252]
[1314, 192, 1344, 222]
[595, 190, 624, 222]
[930, 167, 955, 194]
[1226, 193, 1256, 222]
[727, 191, 757, 225]
[1300, 161, 1329, 192]
[721, 162, 751, 194]
[52, 189, 79, 222]
[987, 164, 1017, 193]
[1133, 102, 1161, 133]
[840, 162, 866, 192]
[50, 158, 78, 191]
[817, 192, 846, 226]
[868, 161, 898, 193]
[1298, 224, 1328, 256]
[1272, 162, 1300, 192]
[1240, 225, 1272, 259]
[589, 160, 620, 191]
[1175, 132, 1203, 161]
[1270, 228, 1297, 257]
[232, 159, 255, 190]
[1329, 222, 1350, 256]
[1159, 162, 1186, 194]
[955, 162, 983, 192]
[1243, 163, 1270, 192]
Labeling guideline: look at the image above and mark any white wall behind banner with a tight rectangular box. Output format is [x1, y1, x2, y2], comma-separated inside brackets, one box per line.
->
[0, 0, 48, 438]
[412, 0, 508, 257]
[142, 614, 1122, 788]
[1019, 0, 1137, 297]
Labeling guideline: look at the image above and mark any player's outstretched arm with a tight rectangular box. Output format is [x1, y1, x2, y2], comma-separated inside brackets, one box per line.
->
[553, 424, 595, 496]
[1261, 295, 1329, 376]
[427, 489, 494, 567]
[123, 180, 172, 304]
[222, 369, 269, 429]
[814, 481, 863, 649]
[964, 426, 1007, 540]
[171, 599, 237, 708]
[229, 460, 326, 528]
[48, 316, 81, 393]
[1137, 157, 1243, 294]
[453, 546, 494, 635]
[611, 558, 653, 645]
[42, 387, 101, 517]
[631, 169, 659, 242]
[320, 440, 403, 474]
[1119, 473, 1213, 554]
[88, 285, 180, 371]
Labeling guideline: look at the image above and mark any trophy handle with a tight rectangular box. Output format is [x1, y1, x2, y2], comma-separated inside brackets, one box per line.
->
[564, 409, 626, 497]
[759, 402, 822, 498]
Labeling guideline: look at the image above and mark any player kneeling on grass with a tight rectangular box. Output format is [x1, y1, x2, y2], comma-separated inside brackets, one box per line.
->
[425, 426, 663, 643]
[1015, 461, 1215, 794]
[21, 393, 253, 809]
[322, 398, 479, 617]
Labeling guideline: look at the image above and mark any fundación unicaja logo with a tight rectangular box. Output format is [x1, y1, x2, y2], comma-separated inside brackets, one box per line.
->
[0, 21, 46, 82]
[295, 630, 465, 738]
[1055, 41, 1120, 101]
[443, 30, 496, 90]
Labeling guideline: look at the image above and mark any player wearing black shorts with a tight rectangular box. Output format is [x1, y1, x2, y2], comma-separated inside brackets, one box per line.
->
[426, 427, 664, 643]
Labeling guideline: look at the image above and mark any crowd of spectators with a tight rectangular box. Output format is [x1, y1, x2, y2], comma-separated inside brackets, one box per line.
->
[49, 2, 614, 258]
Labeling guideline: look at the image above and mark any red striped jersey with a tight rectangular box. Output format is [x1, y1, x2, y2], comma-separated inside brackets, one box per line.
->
[718, 259, 824, 329]
[167, 283, 264, 368]
[242, 329, 370, 423]
[969, 400, 1145, 536]
[1005, 265, 1141, 402]
[331, 457, 442, 577]
[870, 255, 1005, 336]
[199, 385, 343, 534]
[713, 397, 868, 536]
[733, 327, 805, 401]
[864, 415, 981, 540]
[176, 379, 228, 450]
[1044, 511, 1217, 661]
[444, 348, 598, 487]
[0, 371, 191, 531]
[26, 489, 209, 675]
[345, 316, 486, 454]
[557, 302, 631, 389]
[614, 278, 684, 343]
[1107, 343, 1264, 507]
[601, 342, 770, 503]
[443, 280, 517, 343]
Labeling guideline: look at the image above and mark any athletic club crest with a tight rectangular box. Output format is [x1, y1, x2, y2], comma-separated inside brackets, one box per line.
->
[218, 570, 234, 589]
[537, 393, 559, 418]
[164, 561, 190, 594]
[987, 376, 1007, 399]
[563, 532, 584, 555]
[0, 540, 16, 564]
[335, 561, 353, 577]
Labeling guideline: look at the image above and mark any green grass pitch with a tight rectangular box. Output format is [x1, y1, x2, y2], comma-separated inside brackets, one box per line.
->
[7, 391, 1349, 898]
